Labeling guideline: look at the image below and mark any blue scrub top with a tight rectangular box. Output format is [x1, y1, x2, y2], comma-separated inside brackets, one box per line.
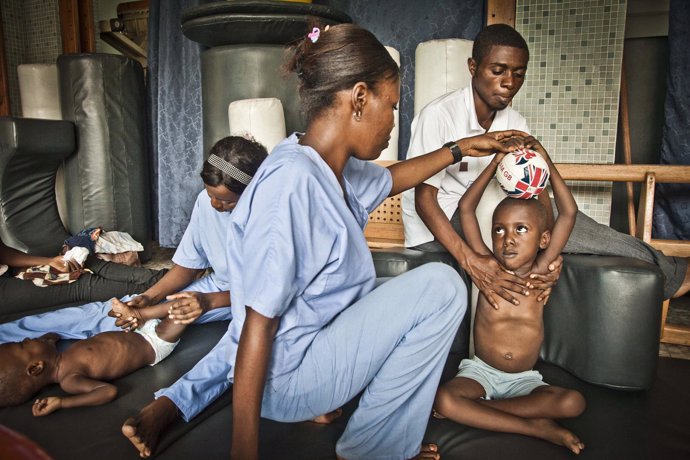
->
[173, 190, 232, 291]
[226, 134, 392, 381]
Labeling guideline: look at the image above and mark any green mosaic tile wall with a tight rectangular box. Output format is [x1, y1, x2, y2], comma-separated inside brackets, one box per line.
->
[513, 0, 627, 224]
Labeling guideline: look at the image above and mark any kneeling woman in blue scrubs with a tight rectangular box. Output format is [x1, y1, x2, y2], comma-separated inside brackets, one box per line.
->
[226, 25, 528, 460]
[123, 23, 526, 460]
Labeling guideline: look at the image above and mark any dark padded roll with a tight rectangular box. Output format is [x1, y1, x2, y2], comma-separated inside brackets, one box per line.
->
[542, 254, 664, 390]
[181, 1, 352, 46]
[0, 117, 75, 255]
[202, 45, 304, 153]
[58, 54, 151, 259]
[372, 247, 461, 277]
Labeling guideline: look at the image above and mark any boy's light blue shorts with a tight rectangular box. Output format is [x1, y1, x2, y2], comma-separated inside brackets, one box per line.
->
[455, 355, 548, 400]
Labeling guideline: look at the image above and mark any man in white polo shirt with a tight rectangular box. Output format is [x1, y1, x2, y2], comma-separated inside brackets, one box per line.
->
[403, 24, 689, 302]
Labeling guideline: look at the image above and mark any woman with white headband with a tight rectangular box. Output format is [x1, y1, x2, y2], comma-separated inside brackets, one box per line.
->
[0, 136, 267, 343]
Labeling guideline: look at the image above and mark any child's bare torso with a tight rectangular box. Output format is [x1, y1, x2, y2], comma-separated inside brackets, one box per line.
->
[59, 332, 155, 382]
[474, 290, 545, 373]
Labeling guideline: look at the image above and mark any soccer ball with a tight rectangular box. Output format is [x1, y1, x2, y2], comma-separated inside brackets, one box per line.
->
[495, 148, 550, 199]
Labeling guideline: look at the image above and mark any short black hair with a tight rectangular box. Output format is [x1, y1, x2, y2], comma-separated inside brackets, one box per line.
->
[472, 24, 529, 65]
[493, 197, 548, 233]
[0, 345, 37, 407]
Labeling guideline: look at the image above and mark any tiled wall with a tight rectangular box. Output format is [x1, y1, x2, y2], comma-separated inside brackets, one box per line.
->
[2, 0, 23, 116]
[513, 0, 627, 223]
[1, 0, 61, 116]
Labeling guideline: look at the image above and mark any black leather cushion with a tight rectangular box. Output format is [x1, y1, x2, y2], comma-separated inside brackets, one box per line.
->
[427, 358, 690, 460]
[58, 54, 152, 259]
[0, 117, 75, 255]
[128, 355, 690, 460]
[0, 321, 232, 460]
[181, 1, 352, 47]
[159, 354, 690, 460]
[4, 323, 689, 460]
[542, 255, 663, 390]
[0, 256, 683, 460]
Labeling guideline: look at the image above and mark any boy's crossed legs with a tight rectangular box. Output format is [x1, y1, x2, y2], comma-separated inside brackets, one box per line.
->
[434, 357, 586, 454]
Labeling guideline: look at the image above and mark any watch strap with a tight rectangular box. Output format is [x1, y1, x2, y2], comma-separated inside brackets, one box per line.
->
[443, 141, 463, 164]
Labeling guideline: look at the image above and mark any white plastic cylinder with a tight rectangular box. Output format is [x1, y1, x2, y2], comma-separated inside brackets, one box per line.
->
[378, 45, 400, 161]
[414, 39, 474, 115]
[228, 97, 286, 154]
[17, 64, 62, 120]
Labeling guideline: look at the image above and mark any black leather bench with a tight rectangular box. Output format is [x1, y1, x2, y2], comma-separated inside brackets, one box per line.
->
[2, 253, 689, 459]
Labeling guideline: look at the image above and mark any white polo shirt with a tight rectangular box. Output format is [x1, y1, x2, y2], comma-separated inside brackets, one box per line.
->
[402, 85, 530, 247]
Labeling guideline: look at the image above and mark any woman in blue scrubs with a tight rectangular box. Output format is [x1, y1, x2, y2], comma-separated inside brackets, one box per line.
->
[123, 24, 526, 460]
[224, 25, 527, 460]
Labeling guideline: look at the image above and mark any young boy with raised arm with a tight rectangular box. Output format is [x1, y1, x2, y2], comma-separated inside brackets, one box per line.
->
[433, 137, 587, 454]
[0, 314, 190, 416]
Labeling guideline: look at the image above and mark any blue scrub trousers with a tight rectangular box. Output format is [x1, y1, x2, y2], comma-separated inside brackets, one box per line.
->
[0, 276, 231, 342]
[159, 263, 467, 460]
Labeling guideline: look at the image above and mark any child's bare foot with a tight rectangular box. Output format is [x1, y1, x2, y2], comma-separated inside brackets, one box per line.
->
[432, 409, 446, 419]
[311, 408, 343, 424]
[410, 444, 441, 459]
[122, 396, 179, 458]
[530, 418, 585, 454]
[109, 298, 144, 331]
[336, 444, 440, 460]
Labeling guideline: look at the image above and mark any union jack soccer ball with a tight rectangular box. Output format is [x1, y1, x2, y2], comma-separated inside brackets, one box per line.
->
[495, 148, 550, 199]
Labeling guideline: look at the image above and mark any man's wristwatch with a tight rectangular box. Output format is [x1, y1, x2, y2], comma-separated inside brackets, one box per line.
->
[443, 141, 463, 164]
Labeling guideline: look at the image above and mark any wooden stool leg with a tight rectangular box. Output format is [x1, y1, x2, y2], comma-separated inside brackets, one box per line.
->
[660, 299, 690, 346]
[660, 299, 670, 340]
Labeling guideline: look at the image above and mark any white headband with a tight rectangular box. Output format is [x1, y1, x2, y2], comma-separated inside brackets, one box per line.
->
[207, 154, 253, 186]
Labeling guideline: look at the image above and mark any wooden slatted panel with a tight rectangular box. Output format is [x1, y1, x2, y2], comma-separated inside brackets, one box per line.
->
[364, 194, 404, 248]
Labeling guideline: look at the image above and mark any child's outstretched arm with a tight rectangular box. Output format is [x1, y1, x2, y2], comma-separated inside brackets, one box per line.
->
[458, 153, 507, 256]
[109, 290, 231, 331]
[32, 375, 117, 416]
[166, 290, 231, 324]
[531, 140, 578, 267]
